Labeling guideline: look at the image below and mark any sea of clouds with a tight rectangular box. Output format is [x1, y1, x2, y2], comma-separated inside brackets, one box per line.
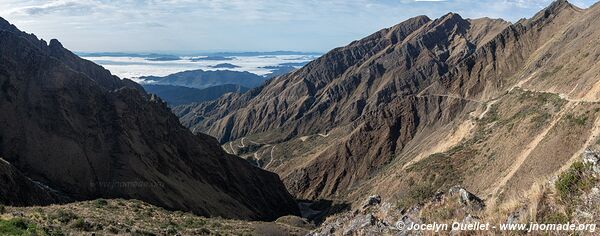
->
[81, 53, 319, 83]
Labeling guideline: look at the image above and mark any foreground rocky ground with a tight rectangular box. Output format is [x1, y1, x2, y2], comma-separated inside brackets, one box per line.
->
[309, 148, 600, 235]
[0, 199, 312, 236]
[2, 148, 599, 236]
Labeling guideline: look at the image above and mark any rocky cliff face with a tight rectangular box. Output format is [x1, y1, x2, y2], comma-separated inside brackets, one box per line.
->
[0, 17, 298, 220]
[177, 0, 600, 211]
[175, 13, 511, 199]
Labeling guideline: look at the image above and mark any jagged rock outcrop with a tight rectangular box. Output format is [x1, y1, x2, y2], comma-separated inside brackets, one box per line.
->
[0, 17, 298, 220]
[583, 149, 600, 173]
[448, 186, 485, 211]
[310, 188, 485, 235]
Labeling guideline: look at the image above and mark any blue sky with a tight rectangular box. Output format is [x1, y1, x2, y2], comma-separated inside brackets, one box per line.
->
[0, 0, 597, 53]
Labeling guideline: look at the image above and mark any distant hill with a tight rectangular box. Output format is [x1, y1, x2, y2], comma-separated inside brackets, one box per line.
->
[143, 84, 249, 106]
[263, 65, 298, 78]
[205, 51, 321, 57]
[210, 63, 240, 69]
[140, 69, 267, 89]
[76, 52, 179, 58]
[146, 55, 181, 61]
[190, 56, 233, 61]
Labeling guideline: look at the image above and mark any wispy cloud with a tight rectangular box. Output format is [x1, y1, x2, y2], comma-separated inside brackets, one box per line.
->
[0, 0, 597, 52]
[9, 0, 103, 16]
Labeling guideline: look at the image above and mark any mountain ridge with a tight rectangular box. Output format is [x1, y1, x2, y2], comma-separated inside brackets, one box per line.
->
[140, 69, 267, 90]
[0, 17, 299, 220]
[176, 0, 600, 209]
[143, 84, 249, 106]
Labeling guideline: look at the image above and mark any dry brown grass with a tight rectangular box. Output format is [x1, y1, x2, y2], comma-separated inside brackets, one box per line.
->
[0, 199, 310, 236]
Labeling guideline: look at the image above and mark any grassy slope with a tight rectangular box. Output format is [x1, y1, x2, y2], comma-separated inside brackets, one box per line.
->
[0, 199, 311, 236]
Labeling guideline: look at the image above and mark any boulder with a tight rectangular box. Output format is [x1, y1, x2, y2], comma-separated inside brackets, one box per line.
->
[449, 186, 485, 210]
[363, 195, 382, 209]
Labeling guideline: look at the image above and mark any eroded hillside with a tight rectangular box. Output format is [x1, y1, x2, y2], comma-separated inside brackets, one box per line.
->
[176, 0, 600, 217]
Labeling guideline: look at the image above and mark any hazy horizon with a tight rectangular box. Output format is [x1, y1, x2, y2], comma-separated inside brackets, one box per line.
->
[74, 50, 324, 55]
[81, 52, 320, 79]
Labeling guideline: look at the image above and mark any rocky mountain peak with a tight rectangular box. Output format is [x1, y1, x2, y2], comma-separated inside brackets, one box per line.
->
[439, 12, 463, 22]
[404, 12, 477, 64]
[386, 15, 431, 44]
[431, 12, 468, 30]
[403, 15, 431, 25]
[545, 0, 579, 15]
[48, 38, 63, 48]
[416, 12, 470, 40]
[0, 17, 17, 31]
[527, 0, 580, 26]
[549, 0, 574, 10]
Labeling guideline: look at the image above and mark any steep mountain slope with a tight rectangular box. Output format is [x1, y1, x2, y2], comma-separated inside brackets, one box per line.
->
[0, 157, 71, 206]
[143, 84, 249, 106]
[178, 0, 600, 211]
[0, 17, 298, 220]
[140, 69, 267, 89]
[177, 13, 511, 198]
[179, 13, 511, 143]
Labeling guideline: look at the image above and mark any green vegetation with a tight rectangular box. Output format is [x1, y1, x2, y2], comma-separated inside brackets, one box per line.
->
[182, 218, 207, 228]
[540, 65, 564, 80]
[409, 153, 459, 177]
[401, 151, 464, 210]
[531, 112, 551, 129]
[534, 191, 572, 224]
[534, 92, 562, 105]
[515, 89, 563, 106]
[71, 219, 93, 231]
[487, 90, 565, 134]
[396, 183, 437, 210]
[0, 199, 309, 235]
[422, 205, 454, 221]
[51, 210, 79, 224]
[107, 226, 119, 234]
[479, 103, 499, 124]
[582, 52, 590, 58]
[555, 162, 595, 203]
[540, 212, 570, 224]
[238, 143, 262, 154]
[481, 90, 563, 133]
[94, 199, 108, 208]
[565, 114, 588, 126]
[0, 218, 42, 236]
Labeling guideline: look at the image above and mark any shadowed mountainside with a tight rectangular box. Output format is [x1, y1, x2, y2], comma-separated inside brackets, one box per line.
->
[143, 84, 249, 106]
[0, 17, 299, 221]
